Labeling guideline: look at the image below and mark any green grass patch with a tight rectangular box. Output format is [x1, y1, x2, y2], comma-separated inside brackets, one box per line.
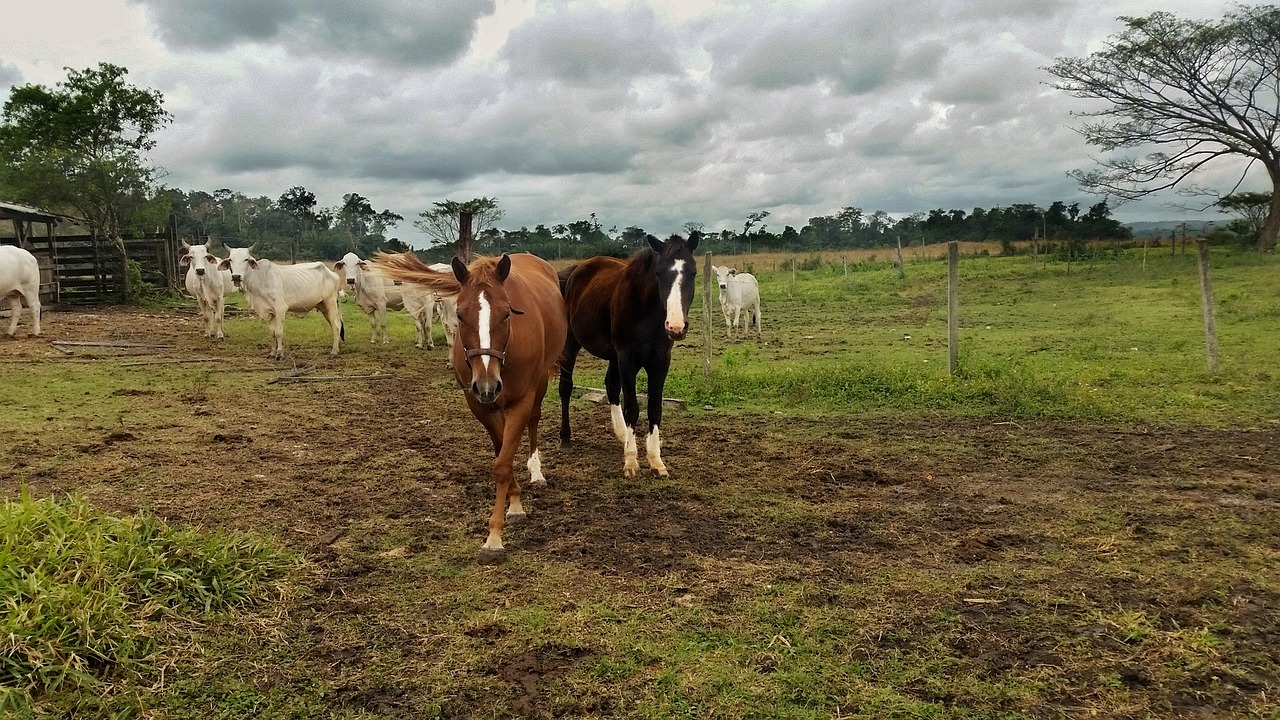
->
[0, 493, 298, 716]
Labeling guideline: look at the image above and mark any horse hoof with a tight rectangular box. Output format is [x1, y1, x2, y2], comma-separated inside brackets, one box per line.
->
[505, 511, 527, 525]
[477, 547, 506, 564]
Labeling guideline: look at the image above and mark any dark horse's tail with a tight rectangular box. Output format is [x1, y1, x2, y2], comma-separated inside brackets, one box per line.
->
[556, 264, 578, 297]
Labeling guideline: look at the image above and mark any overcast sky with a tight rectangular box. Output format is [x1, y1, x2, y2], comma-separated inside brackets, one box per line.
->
[3, 0, 1260, 248]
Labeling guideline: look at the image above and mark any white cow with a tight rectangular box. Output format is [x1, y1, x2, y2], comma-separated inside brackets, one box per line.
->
[427, 262, 458, 359]
[379, 256, 457, 360]
[712, 265, 762, 339]
[219, 246, 344, 359]
[333, 251, 403, 344]
[0, 245, 41, 337]
[179, 241, 234, 338]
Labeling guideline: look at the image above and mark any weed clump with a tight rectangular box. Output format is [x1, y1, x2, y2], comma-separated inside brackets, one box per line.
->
[0, 493, 297, 714]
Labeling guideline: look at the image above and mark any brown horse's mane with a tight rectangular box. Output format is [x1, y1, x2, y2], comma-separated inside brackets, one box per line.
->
[373, 251, 510, 295]
[460, 255, 506, 286]
[622, 246, 658, 284]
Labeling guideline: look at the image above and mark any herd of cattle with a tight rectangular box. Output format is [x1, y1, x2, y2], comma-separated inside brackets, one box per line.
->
[0, 242, 764, 350]
[177, 242, 460, 360]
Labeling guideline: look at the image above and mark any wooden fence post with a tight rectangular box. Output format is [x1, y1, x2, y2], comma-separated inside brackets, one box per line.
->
[948, 241, 959, 376]
[895, 235, 905, 279]
[703, 251, 713, 377]
[1195, 241, 1220, 375]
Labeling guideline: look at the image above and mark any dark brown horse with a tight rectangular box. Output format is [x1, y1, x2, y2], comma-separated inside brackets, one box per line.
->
[558, 233, 699, 477]
[373, 251, 567, 563]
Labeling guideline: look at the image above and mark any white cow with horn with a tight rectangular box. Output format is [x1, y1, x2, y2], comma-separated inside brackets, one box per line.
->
[219, 246, 344, 359]
[179, 240, 234, 338]
[712, 264, 762, 339]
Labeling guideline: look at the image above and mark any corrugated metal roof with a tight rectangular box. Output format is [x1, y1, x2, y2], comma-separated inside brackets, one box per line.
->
[0, 200, 62, 222]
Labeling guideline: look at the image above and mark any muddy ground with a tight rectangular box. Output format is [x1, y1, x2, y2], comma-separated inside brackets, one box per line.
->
[1, 306, 1278, 718]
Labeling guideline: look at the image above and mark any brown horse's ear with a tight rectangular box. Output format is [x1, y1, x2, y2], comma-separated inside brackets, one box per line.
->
[451, 256, 469, 284]
[495, 254, 511, 282]
[646, 234, 663, 253]
[687, 231, 700, 252]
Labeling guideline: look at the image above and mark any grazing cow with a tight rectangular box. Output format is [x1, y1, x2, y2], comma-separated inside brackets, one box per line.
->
[0, 245, 41, 337]
[430, 263, 459, 355]
[333, 251, 404, 344]
[179, 241, 234, 338]
[219, 246, 344, 359]
[712, 265, 762, 339]
[399, 260, 459, 358]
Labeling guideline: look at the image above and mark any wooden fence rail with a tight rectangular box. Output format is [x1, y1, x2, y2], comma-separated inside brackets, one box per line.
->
[7, 232, 179, 304]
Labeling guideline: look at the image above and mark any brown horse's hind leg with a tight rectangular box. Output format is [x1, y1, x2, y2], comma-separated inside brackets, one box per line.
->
[558, 338, 581, 448]
[526, 393, 547, 487]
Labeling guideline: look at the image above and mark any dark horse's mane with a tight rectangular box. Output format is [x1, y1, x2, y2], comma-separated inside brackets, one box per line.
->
[621, 234, 683, 286]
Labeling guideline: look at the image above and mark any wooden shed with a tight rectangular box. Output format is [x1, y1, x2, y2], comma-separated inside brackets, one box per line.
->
[0, 200, 180, 303]
[0, 200, 62, 304]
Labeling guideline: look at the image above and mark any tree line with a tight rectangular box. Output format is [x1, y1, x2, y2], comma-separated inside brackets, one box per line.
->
[4, 4, 1278, 298]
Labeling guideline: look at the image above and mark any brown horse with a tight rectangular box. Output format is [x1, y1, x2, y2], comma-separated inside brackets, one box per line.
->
[373, 251, 567, 563]
[558, 233, 699, 477]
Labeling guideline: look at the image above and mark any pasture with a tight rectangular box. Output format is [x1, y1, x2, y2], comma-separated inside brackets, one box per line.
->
[0, 247, 1277, 718]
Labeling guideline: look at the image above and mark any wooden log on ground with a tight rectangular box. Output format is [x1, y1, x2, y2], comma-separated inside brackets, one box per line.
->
[572, 384, 686, 410]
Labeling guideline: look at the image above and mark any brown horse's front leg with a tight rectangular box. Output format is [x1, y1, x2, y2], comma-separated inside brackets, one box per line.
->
[617, 360, 642, 478]
[478, 401, 534, 564]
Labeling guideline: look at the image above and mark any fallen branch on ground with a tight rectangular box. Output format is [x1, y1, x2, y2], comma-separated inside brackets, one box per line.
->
[50, 341, 175, 349]
[572, 384, 686, 410]
[268, 372, 394, 385]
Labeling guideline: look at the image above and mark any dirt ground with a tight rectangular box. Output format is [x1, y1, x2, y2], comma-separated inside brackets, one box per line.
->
[2, 306, 1278, 718]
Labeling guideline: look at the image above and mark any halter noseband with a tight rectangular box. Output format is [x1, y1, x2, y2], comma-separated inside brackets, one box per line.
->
[463, 347, 507, 366]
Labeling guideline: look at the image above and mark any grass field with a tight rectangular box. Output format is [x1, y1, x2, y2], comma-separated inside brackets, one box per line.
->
[0, 245, 1276, 718]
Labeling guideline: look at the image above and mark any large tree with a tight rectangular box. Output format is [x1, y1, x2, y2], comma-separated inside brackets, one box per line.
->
[1047, 6, 1280, 251]
[413, 197, 504, 259]
[0, 63, 171, 296]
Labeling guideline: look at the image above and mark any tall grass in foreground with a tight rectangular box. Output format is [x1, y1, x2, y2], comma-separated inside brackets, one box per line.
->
[0, 493, 298, 715]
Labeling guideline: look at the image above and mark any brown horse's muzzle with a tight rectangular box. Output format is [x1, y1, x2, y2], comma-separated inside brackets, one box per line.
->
[471, 375, 503, 404]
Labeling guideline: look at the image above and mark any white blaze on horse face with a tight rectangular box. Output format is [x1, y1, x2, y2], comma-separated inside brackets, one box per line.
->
[664, 259, 687, 335]
[476, 291, 492, 371]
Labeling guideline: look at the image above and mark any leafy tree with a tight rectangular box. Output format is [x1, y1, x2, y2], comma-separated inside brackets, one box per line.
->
[1048, 6, 1280, 250]
[278, 186, 318, 261]
[0, 62, 171, 298]
[1216, 191, 1273, 242]
[413, 197, 503, 259]
[336, 192, 402, 255]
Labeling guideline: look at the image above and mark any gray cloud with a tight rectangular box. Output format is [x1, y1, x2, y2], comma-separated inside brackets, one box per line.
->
[130, 0, 495, 67]
[0, 62, 21, 91]
[60, 0, 1236, 245]
[500, 5, 681, 84]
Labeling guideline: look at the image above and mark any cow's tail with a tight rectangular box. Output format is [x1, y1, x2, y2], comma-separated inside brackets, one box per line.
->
[340, 321, 345, 342]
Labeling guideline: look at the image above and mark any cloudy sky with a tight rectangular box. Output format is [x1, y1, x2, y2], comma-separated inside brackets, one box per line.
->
[2, 0, 1258, 247]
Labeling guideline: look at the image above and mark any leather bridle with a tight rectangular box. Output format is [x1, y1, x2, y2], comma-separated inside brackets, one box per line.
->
[463, 346, 508, 367]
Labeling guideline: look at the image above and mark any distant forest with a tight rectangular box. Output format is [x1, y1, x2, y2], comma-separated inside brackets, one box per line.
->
[161, 185, 1135, 263]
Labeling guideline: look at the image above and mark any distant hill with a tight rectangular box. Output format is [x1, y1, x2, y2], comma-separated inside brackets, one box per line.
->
[1126, 220, 1220, 238]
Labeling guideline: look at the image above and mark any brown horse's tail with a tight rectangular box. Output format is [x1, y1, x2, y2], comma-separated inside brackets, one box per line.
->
[371, 252, 461, 296]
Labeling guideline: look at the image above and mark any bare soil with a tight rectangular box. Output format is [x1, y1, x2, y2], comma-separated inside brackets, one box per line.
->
[2, 306, 1278, 718]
